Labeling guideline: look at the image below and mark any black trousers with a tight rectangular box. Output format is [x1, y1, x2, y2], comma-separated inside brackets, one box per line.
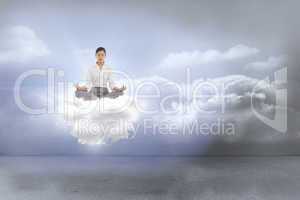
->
[91, 87, 109, 97]
[75, 87, 123, 100]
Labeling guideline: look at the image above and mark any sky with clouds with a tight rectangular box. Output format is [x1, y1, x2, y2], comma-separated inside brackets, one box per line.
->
[0, 0, 299, 155]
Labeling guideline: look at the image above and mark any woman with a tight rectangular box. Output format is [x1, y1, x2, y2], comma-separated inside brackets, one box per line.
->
[75, 47, 126, 100]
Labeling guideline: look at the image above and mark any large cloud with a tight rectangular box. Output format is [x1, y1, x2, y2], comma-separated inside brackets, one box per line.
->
[245, 55, 287, 73]
[128, 73, 291, 143]
[0, 25, 50, 64]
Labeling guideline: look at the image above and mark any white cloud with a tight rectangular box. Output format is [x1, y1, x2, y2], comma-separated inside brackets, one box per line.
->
[62, 87, 139, 145]
[245, 55, 287, 72]
[159, 44, 259, 68]
[0, 25, 50, 64]
[130, 74, 287, 141]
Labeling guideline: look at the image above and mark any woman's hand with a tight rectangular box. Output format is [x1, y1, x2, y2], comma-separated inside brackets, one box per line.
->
[112, 85, 126, 92]
[75, 83, 88, 91]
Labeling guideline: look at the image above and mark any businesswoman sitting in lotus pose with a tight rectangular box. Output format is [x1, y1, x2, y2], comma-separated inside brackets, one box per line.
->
[75, 47, 126, 100]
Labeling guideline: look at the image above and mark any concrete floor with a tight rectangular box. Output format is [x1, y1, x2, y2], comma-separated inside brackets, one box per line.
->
[1, 156, 300, 200]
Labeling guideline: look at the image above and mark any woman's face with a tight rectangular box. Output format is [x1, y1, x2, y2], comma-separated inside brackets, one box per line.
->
[95, 51, 106, 63]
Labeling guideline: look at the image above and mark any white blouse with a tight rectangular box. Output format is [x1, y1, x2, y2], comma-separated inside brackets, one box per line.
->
[85, 64, 116, 90]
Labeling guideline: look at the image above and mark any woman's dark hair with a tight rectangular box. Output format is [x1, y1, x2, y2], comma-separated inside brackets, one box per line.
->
[95, 47, 106, 55]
